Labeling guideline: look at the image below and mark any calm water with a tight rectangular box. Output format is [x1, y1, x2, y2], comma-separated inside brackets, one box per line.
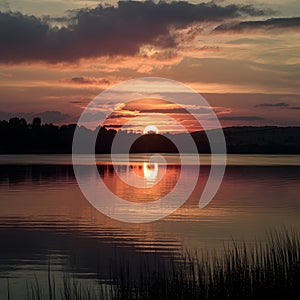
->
[0, 154, 300, 298]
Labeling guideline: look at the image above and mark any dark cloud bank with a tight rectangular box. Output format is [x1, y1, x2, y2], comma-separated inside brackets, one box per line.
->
[0, 0, 267, 63]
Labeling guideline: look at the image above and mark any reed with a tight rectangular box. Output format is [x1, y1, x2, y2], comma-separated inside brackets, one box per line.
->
[9, 228, 300, 300]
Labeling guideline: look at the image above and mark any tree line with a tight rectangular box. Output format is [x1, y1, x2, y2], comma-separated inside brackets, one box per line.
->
[1, 117, 300, 154]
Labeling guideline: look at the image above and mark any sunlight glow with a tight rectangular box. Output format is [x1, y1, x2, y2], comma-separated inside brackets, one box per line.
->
[143, 125, 159, 134]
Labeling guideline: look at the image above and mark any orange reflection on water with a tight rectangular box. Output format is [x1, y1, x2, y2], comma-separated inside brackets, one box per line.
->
[143, 162, 158, 183]
[1, 161, 300, 254]
[98, 163, 181, 202]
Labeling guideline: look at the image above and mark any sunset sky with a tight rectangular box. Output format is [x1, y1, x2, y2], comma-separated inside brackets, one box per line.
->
[0, 0, 299, 131]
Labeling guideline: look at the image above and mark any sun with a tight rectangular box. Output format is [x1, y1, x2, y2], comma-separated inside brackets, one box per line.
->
[143, 125, 159, 134]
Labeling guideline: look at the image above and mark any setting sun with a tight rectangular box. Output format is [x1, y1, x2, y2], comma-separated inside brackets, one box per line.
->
[143, 125, 159, 134]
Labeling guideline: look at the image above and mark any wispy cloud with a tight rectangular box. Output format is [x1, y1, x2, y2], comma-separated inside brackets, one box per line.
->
[60, 76, 110, 86]
[255, 102, 290, 108]
[218, 115, 264, 121]
[214, 17, 300, 33]
[255, 102, 300, 111]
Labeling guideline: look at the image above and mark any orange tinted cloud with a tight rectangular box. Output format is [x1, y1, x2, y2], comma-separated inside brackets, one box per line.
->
[102, 98, 224, 133]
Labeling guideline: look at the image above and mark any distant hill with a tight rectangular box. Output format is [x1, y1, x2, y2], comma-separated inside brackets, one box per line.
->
[191, 126, 300, 154]
[0, 118, 299, 154]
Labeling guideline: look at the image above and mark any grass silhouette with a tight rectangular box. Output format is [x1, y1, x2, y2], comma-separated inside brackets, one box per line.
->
[9, 228, 300, 300]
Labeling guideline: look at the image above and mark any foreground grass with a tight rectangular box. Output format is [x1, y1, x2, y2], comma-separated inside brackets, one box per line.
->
[8, 229, 300, 299]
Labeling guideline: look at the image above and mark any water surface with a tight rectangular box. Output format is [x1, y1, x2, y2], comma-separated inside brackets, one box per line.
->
[0, 154, 299, 298]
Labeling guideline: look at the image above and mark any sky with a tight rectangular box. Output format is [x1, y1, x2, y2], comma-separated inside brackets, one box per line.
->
[0, 0, 299, 131]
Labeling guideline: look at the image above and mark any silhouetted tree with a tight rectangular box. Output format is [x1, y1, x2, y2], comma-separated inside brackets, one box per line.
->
[9, 117, 22, 128]
[32, 117, 41, 128]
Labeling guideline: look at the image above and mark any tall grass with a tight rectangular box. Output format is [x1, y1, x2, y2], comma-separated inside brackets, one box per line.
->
[9, 229, 300, 299]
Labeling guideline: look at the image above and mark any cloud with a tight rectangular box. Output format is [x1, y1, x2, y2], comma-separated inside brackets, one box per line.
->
[61, 76, 110, 85]
[37, 111, 71, 123]
[78, 111, 106, 122]
[104, 124, 123, 129]
[255, 103, 300, 111]
[0, 1, 266, 63]
[255, 102, 290, 108]
[138, 107, 212, 114]
[218, 115, 264, 121]
[214, 17, 300, 33]
[0, 110, 71, 124]
[0, 111, 12, 120]
[111, 100, 215, 117]
[107, 113, 136, 120]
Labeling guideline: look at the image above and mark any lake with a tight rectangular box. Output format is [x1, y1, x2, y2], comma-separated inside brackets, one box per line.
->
[0, 154, 300, 298]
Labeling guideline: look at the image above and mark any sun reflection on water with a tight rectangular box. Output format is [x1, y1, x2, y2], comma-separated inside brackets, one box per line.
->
[143, 162, 158, 183]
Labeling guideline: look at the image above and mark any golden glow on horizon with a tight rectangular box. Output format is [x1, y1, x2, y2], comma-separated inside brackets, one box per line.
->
[143, 125, 159, 134]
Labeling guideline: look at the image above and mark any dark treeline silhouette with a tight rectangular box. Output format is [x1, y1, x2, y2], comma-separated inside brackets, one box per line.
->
[0, 117, 76, 153]
[0, 117, 300, 154]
